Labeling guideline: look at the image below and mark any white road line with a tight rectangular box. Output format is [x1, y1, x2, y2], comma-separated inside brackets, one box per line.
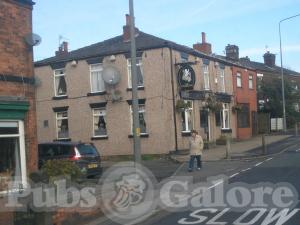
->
[255, 162, 263, 167]
[229, 173, 239, 178]
[265, 157, 273, 161]
[296, 149, 300, 152]
[208, 180, 224, 190]
[241, 168, 251, 172]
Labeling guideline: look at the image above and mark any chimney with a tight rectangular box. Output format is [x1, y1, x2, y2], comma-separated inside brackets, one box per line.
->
[55, 41, 69, 56]
[193, 32, 212, 54]
[123, 14, 139, 42]
[225, 44, 239, 61]
[263, 51, 276, 67]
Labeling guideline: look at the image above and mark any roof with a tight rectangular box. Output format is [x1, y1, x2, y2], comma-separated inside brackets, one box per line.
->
[34, 31, 252, 69]
[13, 0, 35, 6]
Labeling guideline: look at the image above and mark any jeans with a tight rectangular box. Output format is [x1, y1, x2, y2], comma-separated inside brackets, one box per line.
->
[188, 155, 202, 170]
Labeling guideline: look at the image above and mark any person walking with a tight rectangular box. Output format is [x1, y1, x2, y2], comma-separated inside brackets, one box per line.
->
[188, 130, 204, 172]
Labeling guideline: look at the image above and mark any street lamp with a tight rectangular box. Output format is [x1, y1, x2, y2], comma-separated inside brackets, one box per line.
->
[279, 13, 300, 132]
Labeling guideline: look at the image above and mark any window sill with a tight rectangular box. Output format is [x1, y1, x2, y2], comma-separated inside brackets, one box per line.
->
[128, 133, 149, 138]
[53, 138, 71, 142]
[91, 136, 108, 140]
[52, 96, 68, 100]
[87, 92, 106, 96]
[127, 87, 145, 91]
[181, 131, 191, 137]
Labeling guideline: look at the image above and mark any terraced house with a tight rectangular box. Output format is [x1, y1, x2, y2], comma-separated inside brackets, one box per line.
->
[0, 0, 37, 223]
[35, 15, 257, 156]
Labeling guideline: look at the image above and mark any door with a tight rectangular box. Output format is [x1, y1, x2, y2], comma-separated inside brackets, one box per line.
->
[200, 109, 210, 141]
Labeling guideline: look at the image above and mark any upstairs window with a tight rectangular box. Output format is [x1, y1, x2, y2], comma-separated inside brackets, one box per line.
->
[219, 68, 226, 92]
[249, 75, 254, 89]
[56, 111, 69, 139]
[93, 108, 107, 137]
[203, 65, 210, 90]
[128, 58, 144, 88]
[54, 69, 67, 96]
[237, 72, 242, 88]
[90, 64, 105, 93]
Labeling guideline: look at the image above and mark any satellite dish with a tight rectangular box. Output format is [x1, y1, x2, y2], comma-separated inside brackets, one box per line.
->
[102, 66, 121, 86]
[25, 33, 42, 46]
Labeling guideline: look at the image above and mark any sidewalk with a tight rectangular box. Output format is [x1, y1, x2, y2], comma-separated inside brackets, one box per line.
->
[171, 134, 292, 163]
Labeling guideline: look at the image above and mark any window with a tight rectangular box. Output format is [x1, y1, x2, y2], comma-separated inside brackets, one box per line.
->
[215, 111, 221, 127]
[56, 111, 69, 139]
[200, 109, 209, 128]
[93, 108, 107, 137]
[219, 69, 225, 92]
[128, 58, 144, 88]
[90, 64, 105, 93]
[54, 69, 67, 96]
[237, 104, 250, 128]
[221, 103, 230, 129]
[249, 75, 254, 89]
[203, 65, 210, 90]
[130, 105, 147, 134]
[0, 121, 26, 193]
[236, 72, 242, 88]
[181, 101, 193, 132]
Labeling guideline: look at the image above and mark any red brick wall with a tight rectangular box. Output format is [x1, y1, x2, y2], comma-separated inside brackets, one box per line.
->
[0, 1, 37, 223]
[232, 66, 257, 139]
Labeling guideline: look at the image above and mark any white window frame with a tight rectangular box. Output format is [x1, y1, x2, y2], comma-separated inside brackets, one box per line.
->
[219, 68, 226, 92]
[90, 63, 105, 93]
[182, 101, 193, 133]
[92, 108, 108, 137]
[127, 58, 144, 88]
[130, 105, 147, 135]
[237, 72, 242, 88]
[249, 75, 254, 89]
[221, 103, 230, 129]
[54, 68, 67, 97]
[56, 111, 69, 140]
[0, 120, 27, 194]
[203, 65, 210, 90]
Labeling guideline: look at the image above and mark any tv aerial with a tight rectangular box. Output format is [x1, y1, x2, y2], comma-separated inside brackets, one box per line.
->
[102, 65, 122, 102]
[24, 33, 42, 47]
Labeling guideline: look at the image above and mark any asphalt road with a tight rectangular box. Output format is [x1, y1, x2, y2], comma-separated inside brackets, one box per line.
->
[88, 137, 300, 225]
[137, 139, 300, 225]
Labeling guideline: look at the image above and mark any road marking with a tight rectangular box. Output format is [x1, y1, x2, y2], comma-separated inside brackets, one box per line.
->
[296, 149, 300, 152]
[241, 168, 251, 172]
[265, 157, 273, 161]
[208, 180, 224, 190]
[255, 162, 263, 167]
[229, 173, 239, 178]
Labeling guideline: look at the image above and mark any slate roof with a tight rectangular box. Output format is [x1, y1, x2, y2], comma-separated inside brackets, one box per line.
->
[35, 31, 250, 69]
[14, 0, 35, 6]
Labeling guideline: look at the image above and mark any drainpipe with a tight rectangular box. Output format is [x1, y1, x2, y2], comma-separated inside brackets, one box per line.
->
[168, 45, 178, 152]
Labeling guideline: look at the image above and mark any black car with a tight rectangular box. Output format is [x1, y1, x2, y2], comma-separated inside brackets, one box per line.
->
[38, 142, 102, 177]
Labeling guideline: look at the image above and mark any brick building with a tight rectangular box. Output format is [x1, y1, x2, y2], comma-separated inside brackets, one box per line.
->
[0, 0, 37, 223]
[34, 16, 251, 156]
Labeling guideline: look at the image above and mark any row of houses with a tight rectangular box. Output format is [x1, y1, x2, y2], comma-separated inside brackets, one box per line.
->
[34, 15, 286, 156]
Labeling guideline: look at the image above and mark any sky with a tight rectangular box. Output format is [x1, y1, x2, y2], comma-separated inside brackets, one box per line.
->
[33, 0, 300, 71]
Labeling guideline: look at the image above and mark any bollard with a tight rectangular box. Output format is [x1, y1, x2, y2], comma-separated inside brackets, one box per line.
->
[295, 123, 298, 136]
[226, 135, 231, 159]
[262, 134, 267, 155]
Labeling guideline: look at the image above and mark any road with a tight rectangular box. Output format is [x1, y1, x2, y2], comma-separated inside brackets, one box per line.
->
[88, 137, 300, 225]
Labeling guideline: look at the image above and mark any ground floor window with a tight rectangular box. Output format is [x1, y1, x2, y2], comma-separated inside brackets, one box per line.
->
[221, 103, 230, 129]
[181, 101, 193, 132]
[0, 121, 26, 193]
[237, 104, 250, 128]
[56, 111, 69, 139]
[130, 105, 147, 134]
[93, 108, 107, 137]
[215, 111, 221, 127]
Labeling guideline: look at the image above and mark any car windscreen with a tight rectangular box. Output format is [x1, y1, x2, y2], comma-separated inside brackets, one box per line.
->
[76, 144, 98, 155]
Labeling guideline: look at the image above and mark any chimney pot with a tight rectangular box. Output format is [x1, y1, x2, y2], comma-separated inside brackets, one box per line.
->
[126, 14, 130, 26]
[202, 32, 206, 43]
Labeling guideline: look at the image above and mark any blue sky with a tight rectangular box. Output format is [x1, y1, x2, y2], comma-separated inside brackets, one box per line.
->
[33, 0, 300, 71]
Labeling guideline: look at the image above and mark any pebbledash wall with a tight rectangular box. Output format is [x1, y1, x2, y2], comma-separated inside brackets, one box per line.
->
[34, 20, 239, 156]
[0, 0, 37, 224]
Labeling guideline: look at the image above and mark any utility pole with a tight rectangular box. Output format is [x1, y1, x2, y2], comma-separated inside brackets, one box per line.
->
[279, 13, 300, 132]
[129, 0, 141, 165]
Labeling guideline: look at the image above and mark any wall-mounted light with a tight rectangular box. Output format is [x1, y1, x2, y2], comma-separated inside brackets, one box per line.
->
[71, 60, 77, 67]
[109, 55, 116, 62]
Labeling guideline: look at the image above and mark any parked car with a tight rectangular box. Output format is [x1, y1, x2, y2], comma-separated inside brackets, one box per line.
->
[38, 142, 102, 177]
